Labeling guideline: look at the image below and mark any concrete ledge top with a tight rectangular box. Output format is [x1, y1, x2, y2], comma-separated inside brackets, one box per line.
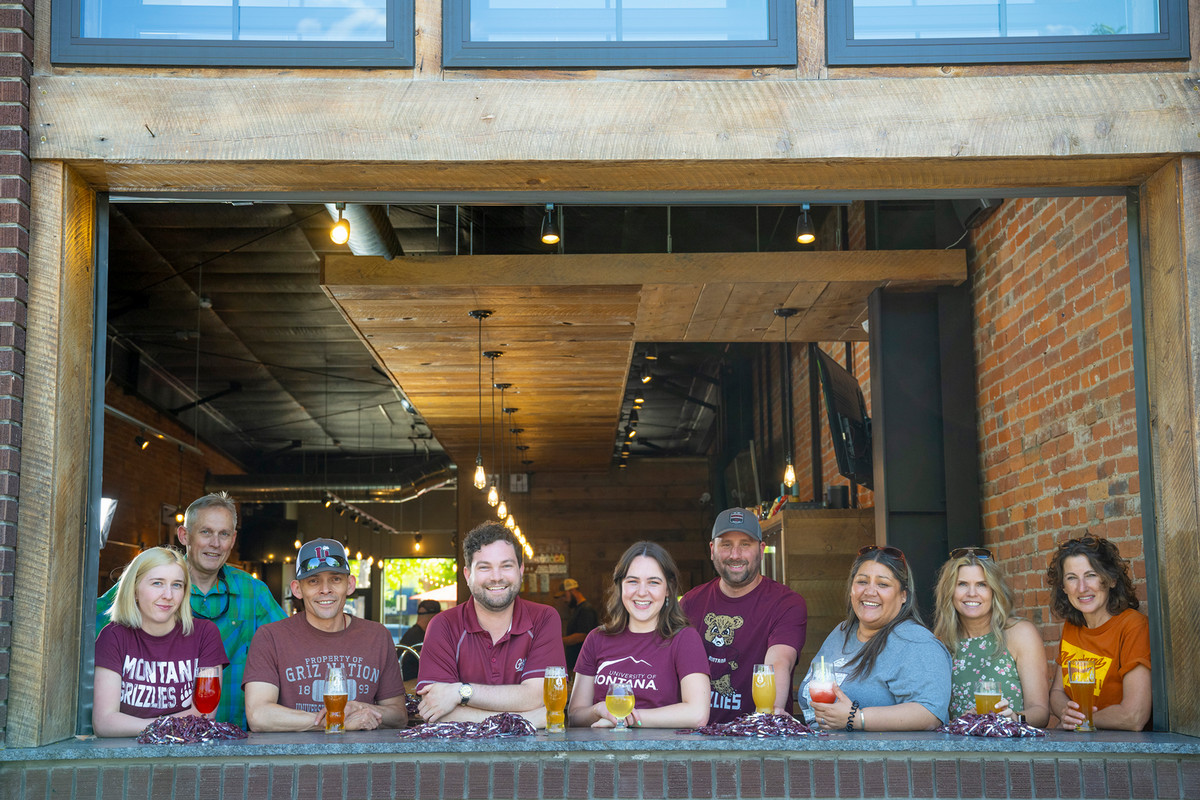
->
[4, 728, 1199, 763]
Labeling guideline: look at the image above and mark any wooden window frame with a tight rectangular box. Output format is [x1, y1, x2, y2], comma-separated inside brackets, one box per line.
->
[827, 0, 1190, 65]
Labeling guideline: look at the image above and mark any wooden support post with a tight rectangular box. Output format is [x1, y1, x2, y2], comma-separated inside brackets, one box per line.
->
[9, 163, 95, 747]
[1140, 157, 1200, 737]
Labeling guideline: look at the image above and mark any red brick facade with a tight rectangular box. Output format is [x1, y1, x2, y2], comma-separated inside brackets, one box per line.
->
[970, 196, 1142, 647]
[0, 0, 33, 748]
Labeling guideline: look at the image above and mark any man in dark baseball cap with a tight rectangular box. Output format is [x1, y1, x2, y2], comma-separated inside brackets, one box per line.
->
[680, 508, 808, 724]
[243, 538, 407, 731]
[398, 599, 442, 681]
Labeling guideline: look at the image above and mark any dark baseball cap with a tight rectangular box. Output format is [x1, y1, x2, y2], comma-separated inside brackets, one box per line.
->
[417, 600, 441, 615]
[295, 538, 351, 580]
[711, 508, 762, 542]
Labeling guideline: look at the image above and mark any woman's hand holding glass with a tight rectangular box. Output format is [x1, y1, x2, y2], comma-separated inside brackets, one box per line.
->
[809, 681, 855, 730]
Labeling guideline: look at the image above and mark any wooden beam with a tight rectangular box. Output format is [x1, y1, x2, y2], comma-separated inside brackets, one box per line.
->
[10, 163, 95, 747]
[57, 157, 1178, 195]
[323, 250, 965, 288]
[1140, 156, 1200, 737]
[31, 74, 1199, 169]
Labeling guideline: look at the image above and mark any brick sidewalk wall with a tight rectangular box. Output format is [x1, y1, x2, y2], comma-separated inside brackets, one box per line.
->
[4, 752, 1197, 799]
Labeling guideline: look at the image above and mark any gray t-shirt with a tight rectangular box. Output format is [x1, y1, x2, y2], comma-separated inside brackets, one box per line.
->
[796, 618, 951, 724]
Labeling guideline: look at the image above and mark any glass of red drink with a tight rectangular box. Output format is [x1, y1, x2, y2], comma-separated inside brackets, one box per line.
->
[808, 657, 837, 705]
[194, 666, 221, 715]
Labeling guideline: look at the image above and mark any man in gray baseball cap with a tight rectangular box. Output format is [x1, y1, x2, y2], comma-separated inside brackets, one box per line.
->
[242, 538, 407, 731]
[680, 508, 808, 723]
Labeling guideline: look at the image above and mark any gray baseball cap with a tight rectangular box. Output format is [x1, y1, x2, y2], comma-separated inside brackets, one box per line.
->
[711, 508, 762, 542]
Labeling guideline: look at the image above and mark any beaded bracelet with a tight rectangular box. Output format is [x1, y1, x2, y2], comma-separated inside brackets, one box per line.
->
[846, 700, 860, 732]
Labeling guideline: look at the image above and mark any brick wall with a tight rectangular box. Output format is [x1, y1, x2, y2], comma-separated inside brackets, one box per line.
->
[100, 387, 245, 593]
[970, 196, 1142, 650]
[3, 751, 1196, 799]
[0, 0, 32, 749]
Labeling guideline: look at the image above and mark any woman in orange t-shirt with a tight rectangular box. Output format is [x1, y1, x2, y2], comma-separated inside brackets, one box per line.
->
[1046, 536, 1151, 731]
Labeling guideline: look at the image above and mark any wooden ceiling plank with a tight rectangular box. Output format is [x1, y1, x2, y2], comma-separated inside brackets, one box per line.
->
[685, 283, 736, 340]
[703, 282, 798, 341]
[634, 285, 703, 340]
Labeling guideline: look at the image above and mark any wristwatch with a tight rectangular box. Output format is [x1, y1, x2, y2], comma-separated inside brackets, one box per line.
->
[458, 683, 474, 705]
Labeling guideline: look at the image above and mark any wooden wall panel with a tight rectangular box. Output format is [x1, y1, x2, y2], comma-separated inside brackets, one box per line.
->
[9, 163, 95, 747]
[1141, 157, 1200, 737]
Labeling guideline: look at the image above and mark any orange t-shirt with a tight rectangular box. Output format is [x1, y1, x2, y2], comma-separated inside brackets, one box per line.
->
[1057, 609, 1150, 712]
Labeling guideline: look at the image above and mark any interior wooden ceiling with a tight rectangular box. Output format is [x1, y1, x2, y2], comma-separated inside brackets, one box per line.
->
[322, 249, 966, 473]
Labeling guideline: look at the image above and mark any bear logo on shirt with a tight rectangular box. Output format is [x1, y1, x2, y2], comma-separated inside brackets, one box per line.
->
[711, 673, 735, 698]
[703, 613, 743, 648]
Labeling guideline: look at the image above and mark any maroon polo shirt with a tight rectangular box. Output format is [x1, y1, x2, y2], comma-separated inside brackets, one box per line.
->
[415, 596, 566, 690]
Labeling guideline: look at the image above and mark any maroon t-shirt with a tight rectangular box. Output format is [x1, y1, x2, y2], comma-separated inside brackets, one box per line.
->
[680, 576, 808, 723]
[243, 613, 405, 713]
[575, 627, 709, 709]
[416, 597, 565, 690]
[95, 620, 228, 718]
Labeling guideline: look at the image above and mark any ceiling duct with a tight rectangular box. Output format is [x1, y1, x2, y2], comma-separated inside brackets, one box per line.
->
[324, 203, 403, 260]
[207, 455, 454, 503]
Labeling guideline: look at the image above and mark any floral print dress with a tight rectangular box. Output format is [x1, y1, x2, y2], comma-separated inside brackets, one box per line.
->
[949, 632, 1024, 718]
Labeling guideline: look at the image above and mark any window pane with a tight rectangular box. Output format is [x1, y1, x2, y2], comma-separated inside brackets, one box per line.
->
[851, 0, 1160, 40]
[468, 0, 770, 43]
[81, 0, 389, 41]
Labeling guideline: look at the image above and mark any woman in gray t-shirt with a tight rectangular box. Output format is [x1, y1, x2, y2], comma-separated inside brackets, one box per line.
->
[795, 546, 951, 731]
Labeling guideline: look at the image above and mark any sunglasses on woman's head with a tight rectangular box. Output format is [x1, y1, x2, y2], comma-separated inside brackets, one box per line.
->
[950, 547, 992, 560]
[1059, 535, 1099, 550]
[858, 544, 906, 564]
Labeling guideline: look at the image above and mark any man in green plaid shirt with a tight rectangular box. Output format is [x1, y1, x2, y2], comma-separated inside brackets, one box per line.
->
[96, 492, 285, 729]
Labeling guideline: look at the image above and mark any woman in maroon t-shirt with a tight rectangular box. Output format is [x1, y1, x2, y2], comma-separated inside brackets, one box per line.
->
[568, 541, 710, 728]
[93, 546, 228, 737]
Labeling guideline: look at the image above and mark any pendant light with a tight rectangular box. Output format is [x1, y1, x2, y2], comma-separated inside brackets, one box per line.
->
[795, 203, 815, 245]
[468, 310, 493, 490]
[331, 202, 350, 245]
[774, 307, 798, 489]
[540, 203, 560, 245]
[485, 352, 503, 507]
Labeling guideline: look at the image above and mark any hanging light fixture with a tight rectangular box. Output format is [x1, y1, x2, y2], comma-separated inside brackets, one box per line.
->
[795, 203, 815, 245]
[468, 310, 494, 490]
[505, 513, 517, 530]
[331, 202, 351, 245]
[540, 203, 560, 245]
[485, 353, 504, 507]
[774, 307, 799, 489]
[414, 533, 423, 553]
[499, 404, 517, 519]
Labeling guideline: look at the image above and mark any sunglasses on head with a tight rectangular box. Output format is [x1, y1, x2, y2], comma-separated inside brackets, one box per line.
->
[858, 544, 906, 564]
[1058, 535, 1100, 550]
[950, 547, 992, 560]
[303, 556, 346, 572]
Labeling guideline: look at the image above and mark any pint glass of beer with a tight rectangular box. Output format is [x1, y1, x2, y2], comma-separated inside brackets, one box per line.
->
[752, 664, 776, 714]
[544, 666, 568, 732]
[324, 665, 348, 734]
[974, 679, 1001, 715]
[1067, 660, 1096, 732]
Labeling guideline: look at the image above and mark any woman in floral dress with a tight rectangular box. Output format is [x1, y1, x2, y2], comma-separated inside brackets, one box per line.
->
[933, 548, 1049, 727]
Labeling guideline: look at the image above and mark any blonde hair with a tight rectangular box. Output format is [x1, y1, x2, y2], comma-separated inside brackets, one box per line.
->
[932, 554, 1017, 656]
[109, 546, 194, 635]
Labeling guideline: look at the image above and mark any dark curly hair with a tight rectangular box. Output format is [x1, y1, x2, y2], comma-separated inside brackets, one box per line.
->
[463, 521, 523, 569]
[1045, 535, 1138, 627]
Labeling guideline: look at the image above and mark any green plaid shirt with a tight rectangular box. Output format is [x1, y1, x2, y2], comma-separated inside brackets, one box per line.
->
[96, 564, 285, 729]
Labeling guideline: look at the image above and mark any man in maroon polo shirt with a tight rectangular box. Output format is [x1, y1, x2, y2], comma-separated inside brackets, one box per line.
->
[416, 522, 566, 727]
